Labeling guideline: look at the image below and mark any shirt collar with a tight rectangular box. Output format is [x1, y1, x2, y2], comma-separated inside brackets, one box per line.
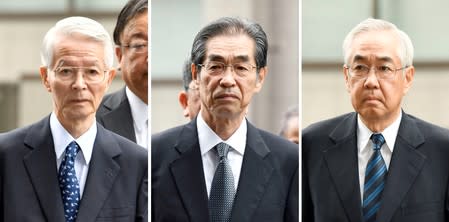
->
[197, 111, 247, 156]
[357, 112, 402, 153]
[125, 86, 148, 131]
[50, 112, 96, 165]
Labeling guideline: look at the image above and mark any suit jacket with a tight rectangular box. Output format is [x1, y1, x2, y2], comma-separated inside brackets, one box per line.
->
[152, 118, 298, 222]
[0, 116, 148, 222]
[302, 112, 449, 222]
[96, 87, 136, 143]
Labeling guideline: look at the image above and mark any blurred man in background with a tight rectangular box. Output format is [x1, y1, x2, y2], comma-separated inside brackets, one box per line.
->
[178, 56, 201, 120]
[279, 105, 299, 144]
[97, 0, 148, 148]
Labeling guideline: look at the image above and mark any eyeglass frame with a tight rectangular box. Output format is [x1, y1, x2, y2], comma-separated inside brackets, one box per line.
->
[50, 63, 109, 84]
[119, 41, 148, 54]
[344, 64, 409, 80]
[197, 61, 258, 77]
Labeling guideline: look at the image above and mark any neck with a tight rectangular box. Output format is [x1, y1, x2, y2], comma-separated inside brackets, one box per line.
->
[201, 110, 244, 140]
[360, 110, 401, 133]
[57, 114, 94, 139]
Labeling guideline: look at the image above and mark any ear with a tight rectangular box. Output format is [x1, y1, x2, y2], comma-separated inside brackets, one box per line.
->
[178, 91, 189, 118]
[254, 66, 267, 92]
[39, 66, 51, 92]
[403, 65, 415, 95]
[115, 46, 123, 70]
[343, 66, 351, 93]
[105, 68, 116, 90]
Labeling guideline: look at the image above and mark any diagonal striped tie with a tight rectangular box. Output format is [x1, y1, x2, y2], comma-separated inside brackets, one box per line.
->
[209, 142, 235, 222]
[363, 133, 387, 222]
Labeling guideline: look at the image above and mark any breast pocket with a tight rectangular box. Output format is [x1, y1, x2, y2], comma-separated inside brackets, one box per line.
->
[96, 206, 135, 222]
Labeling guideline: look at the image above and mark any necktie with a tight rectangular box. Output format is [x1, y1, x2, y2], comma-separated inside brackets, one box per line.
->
[58, 141, 81, 222]
[363, 134, 387, 222]
[209, 142, 235, 222]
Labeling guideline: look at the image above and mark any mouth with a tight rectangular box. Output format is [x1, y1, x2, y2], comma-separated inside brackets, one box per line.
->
[215, 93, 239, 100]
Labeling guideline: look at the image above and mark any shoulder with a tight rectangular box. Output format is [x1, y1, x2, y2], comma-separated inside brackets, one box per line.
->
[98, 125, 147, 161]
[303, 112, 355, 139]
[404, 113, 449, 140]
[97, 88, 127, 114]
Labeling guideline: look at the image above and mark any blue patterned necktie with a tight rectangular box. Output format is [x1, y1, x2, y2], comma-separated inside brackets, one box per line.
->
[58, 141, 81, 222]
[363, 133, 387, 222]
[209, 142, 235, 222]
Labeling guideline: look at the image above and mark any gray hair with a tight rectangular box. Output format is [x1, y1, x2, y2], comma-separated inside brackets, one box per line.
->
[342, 18, 414, 67]
[182, 56, 192, 91]
[279, 105, 299, 136]
[191, 17, 268, 75]
[40, 16, 114, 69]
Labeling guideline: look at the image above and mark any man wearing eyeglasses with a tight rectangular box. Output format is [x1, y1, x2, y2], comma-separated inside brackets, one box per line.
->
[0, 16, 147, 221]
[97, 0, 148, 148]
[303, 18, 449, 222]
[152, 17, 298, 222]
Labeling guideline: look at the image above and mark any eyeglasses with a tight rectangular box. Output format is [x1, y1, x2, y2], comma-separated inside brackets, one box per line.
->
[121, 41, 148, 54]
[198, 61, 257, 77]
[345, 64, 409, 80]
[52, 65, 108, 84]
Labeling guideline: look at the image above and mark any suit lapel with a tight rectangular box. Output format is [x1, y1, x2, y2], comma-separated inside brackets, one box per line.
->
[101, 88, 136, 142]
[230, 122, 273, 222]
[376, 113, 426, 222]
[76, 124, 121, 222]
[324, 113, 363, 222]
[170, 120, 210, 221]
[23, 116, 66, 222]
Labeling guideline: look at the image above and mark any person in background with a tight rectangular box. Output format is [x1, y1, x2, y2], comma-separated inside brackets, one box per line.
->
[178, 56, 201, 120]
[97, 0, 148, 148]
[0, 16, 147, 221]
[303, 18, 449, 222]
[279, 105, 299, 144]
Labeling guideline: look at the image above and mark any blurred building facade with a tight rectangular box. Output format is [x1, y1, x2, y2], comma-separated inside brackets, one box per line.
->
[303, 0, 449, 128]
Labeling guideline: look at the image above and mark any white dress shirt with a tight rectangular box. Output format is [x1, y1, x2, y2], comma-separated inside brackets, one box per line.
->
[197, 112, 246, 197]
[50, 112, 96, 197]
[357, 112, 402, 200]
[126, 87, 148, 148]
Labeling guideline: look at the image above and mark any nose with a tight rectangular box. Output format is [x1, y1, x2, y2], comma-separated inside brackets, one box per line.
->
[363, 67, 380, 88]
[220, 65, 236, 87]
[72, 71, 87, 90]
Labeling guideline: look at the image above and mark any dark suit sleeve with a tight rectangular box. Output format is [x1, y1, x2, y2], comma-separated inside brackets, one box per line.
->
[285, 166, 299, 222]
[302, 155, 314, 222]
[136, 165, 148, 222]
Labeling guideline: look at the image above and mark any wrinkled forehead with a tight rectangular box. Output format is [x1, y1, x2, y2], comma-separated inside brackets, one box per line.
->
[205, 34, 256, 63]
[348, 30, 401, 64]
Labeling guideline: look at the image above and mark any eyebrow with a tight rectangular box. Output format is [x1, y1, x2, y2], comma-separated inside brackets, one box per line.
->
[207, 54, 251, 63]
[352, 54, 395, 64]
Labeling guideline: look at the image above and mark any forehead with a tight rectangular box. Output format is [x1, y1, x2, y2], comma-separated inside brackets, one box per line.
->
[52, 34, 105, 67]
[122, 12, 148, 41]
[205, 34, 255, 62]
[349, 30, 401, 63]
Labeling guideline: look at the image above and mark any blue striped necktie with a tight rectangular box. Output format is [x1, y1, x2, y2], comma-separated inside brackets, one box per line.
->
[363, 133, 387, 222]
[58, 141, 81, 222]
[209, 142, 235, 222]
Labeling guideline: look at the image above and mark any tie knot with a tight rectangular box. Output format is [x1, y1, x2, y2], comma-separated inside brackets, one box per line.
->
[66, 141, 80, 158]
[216, 142, 230, 158]
[370, 133, 385, 151]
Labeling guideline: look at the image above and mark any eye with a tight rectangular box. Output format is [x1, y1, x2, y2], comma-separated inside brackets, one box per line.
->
[378, 65, 394, 73]
[352, 64, 369, 72]
[207, 63, 224, 72]
[86, 68, 101, 76]
[131, 44, 146, 49]
[57, 67, 74, 76]
[234, 64, 250, 72]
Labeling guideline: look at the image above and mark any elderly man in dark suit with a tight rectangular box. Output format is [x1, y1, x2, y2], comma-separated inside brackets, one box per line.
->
[152, 17, 298, 222]
[96, 0, 148, 148]
[303, 18, 449, 222]
[0, 16, 147, 222]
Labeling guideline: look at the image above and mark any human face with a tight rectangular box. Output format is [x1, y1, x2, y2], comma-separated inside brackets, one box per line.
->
[343, 30, 414, 129]
[186, 81, 201, 119]
[192, 34, 266, 121]
[40, 34, 115, 125]
[116, 11, 148, 103]
[284, 116, 299, 144]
